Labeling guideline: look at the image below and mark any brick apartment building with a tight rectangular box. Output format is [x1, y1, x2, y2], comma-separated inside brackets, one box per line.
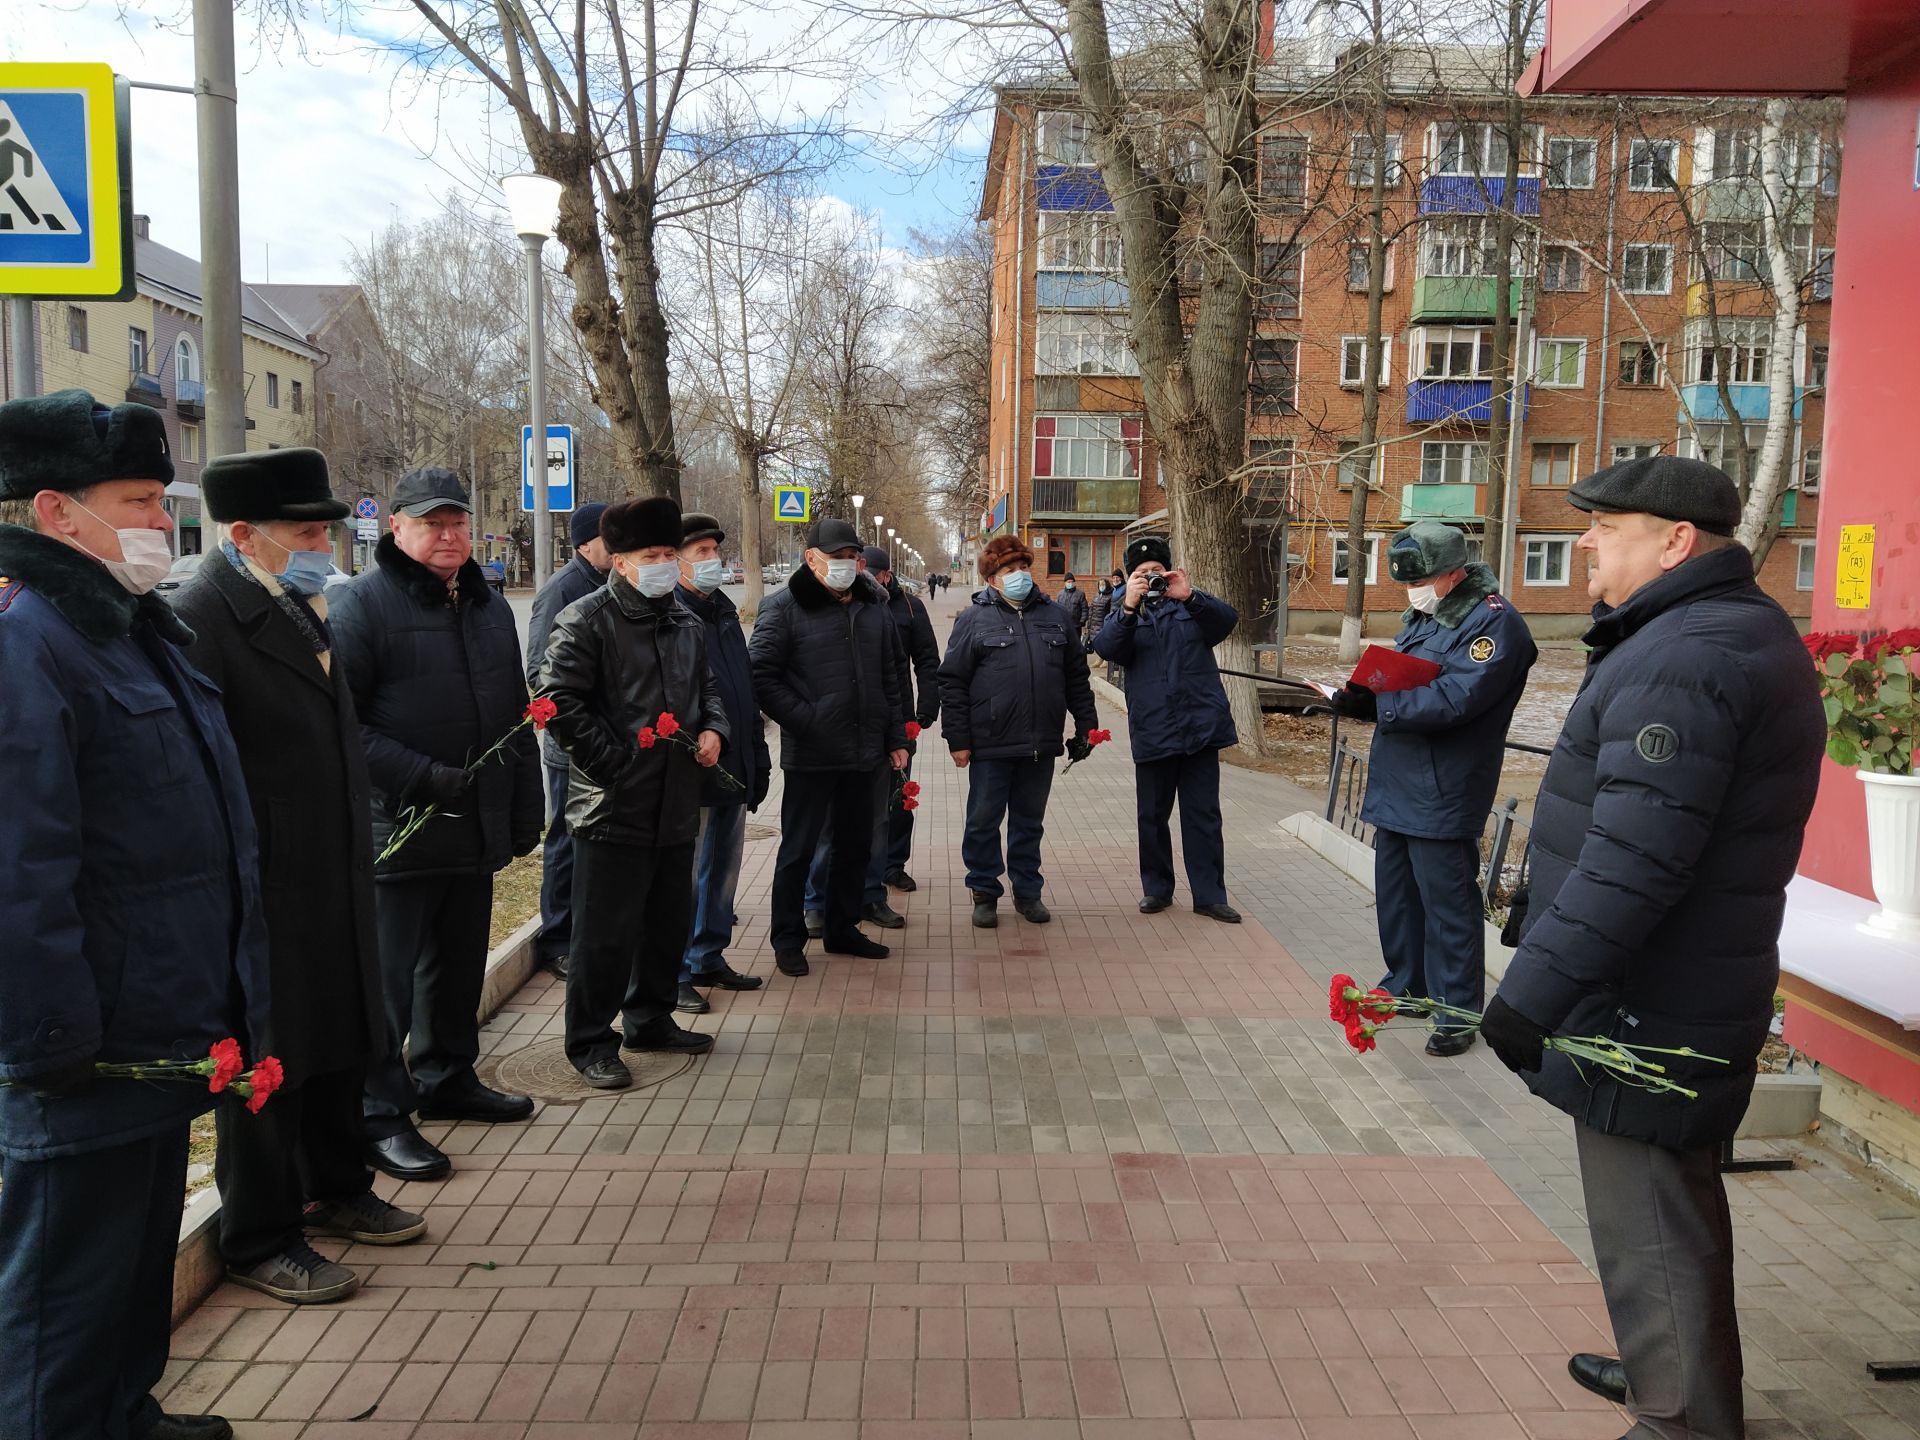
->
[977, 40, 1836, 639]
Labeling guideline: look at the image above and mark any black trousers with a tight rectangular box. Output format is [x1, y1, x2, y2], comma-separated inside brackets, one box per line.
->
[216, 1064, 373, 1269]
[362, 872, 494, 1138]
[772, 766, 883, 953]
[0, 1125, 190, 1439]
[1134, 749, 1227, 907]
[537, 758, 575, 963]
[567, 836, 697, 1067]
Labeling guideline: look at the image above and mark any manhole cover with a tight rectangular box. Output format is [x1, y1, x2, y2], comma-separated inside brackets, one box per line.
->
[477, 1037, 693, 1103]
[745, 822, 779, 843]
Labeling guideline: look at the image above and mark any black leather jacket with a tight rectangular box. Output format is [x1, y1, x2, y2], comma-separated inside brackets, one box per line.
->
[537, 574, 730, 848]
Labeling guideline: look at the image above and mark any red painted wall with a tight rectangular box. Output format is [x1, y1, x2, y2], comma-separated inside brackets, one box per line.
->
[1799, 49, 1920, 898]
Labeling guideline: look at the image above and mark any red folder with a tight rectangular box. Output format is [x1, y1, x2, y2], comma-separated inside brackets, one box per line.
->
[1349, 644, 1442, 693]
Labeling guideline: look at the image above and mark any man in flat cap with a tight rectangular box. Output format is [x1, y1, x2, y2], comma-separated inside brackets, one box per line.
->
[0, 389, 269, 1440]
[750, 518, 908, 977]
[1479, 456, 1823, 1438]
[525, 501, 612, 980]
[176, 449, 426, 1308]
[331, 467, 543, 1182]
[1332, 521, 1537, 1057]
[538, 497, 728, 1083]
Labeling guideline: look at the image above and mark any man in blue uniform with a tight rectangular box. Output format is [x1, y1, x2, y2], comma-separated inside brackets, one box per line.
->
[1333, 521, 1536, 1056]
[0, 389, 271, 1440]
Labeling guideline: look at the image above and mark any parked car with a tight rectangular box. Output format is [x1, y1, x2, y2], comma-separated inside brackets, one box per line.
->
[727, 560, 745, 584]
[154, 553, 205, 595]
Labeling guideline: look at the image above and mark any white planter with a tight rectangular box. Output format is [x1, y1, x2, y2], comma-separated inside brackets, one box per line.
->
[1860, 769, 1920, 937]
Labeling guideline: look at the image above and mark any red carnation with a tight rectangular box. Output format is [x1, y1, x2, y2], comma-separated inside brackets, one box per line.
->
[1343, 1016, 1379, 1054]
[1089, 729, 1111, 745]
[1329, 974, 1359, 1023]
[902, 780, 922, 799]
[1360, 987, 1397, 1021]
[902, 797, 919, 811]
[244, 1055, 285, 1113]
[207, 1037, 244, 1093]
[525, 697, 558, 730]
[905, 721, 922, 741]
[637, 727, 658, 749]
[656, 712, 681, 738]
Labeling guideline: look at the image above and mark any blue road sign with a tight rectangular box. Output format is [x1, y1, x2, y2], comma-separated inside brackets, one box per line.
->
[521, 423, 575, 514]
[0, 63, 133, 299]
[773, 484, 810, 524]
[353, 496, 379, 519]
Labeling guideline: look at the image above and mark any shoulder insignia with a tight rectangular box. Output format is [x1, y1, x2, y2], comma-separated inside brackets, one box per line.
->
[1636, 723, 1680, 764]
[1469, 635, 1496, 663]
[1485, 595, 1505, 611]
[0, 578, 20, 614]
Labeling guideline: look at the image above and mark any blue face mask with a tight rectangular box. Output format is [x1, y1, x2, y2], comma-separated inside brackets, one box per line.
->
[277, 548, 335, 597]
[1000, 569, 1034, 603]
[689, 557, 726, 593]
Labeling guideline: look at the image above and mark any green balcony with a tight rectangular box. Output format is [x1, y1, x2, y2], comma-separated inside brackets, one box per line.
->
[1029, 477, 1140, 521]
[1400, 483, 1483, 522]
[1409, 275, 1526, 323]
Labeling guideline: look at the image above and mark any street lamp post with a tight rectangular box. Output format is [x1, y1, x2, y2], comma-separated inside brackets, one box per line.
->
[851, 493, 864, 542]
[887, 526, 897, 572]
[501, 173, 564, 591]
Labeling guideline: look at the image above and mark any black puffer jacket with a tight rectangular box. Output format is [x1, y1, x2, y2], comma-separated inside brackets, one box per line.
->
[940, 588, 1097, 761]
[886, 579, 942, 727]
[1498, 545, 1824, 1148]
[750, 563, 907, 771]
[526, 551, 607, 765]
[538, 575, 728, 847]
[330, 535, 543, 879]
[1056, 583, 1089, 636]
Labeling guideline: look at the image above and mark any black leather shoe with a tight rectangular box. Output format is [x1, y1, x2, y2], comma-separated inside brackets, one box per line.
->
[625, 1019, 715, 1054]
[1013, 896, 1051, 924]
[541, 954, 569, 980]
[1195, 903, 1241, 924]
[863, 901, 907, 929]
[1568, 1353, 1627, 1405]
[419, 1083, 535, 1123]
[886, 869, 917, 892]
[826, 933, 891, 959]
[150, 1415, 234, 1440]
[1425, 1030, 1477, 1058]
[676, 982, 711, 1014]
[972, 893, 999, 929]
[1139, 895, 1173, 914]
[365, 1130, 451, 1183]
[693, 965, 763, 991]
[580, 1057, 634, 1089]
[804, 910, 825, 939]
[776, 950, 810, 977]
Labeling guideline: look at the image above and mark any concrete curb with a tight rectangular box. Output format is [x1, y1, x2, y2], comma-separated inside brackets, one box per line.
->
[169, 913, 544, 1326]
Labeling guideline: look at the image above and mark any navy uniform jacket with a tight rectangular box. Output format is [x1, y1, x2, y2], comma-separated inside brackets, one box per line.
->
[0, 526, 270, 1159]
[1359, 564, 1538, 840]
[1093, 588, 1239, 762]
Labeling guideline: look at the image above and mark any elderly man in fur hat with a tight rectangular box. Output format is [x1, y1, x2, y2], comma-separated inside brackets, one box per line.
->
[538, 496, 729, 1087]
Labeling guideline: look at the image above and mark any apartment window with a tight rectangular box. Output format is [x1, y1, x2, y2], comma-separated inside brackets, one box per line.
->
[1628, 138, 1677, 191]
[66, 306, 88, 353]
[1619, 339, 1666, 386]
[1523, 536, 1574, 586]
[1035, 312, 1137, 375]
[1546, 137, 1597, 188]
[1245, 439, 1295, 522]
[1259, 134, 1309, 210]
[1336, 440, 1381, 490]
[1348, 132, 1403, 187]
[1256, 241, 1303, 318]
[290, 380, 304, 415]
[1813, 247, 1835, 301]
[174, 335, 199, 385]
[1678, 421, 1764, 474]
[129, 326, 149, 375]
[1421, 440, 1489, 486]
[1708, 126, 1761, 182]
[1795, 540, 1817, 591]
[1539, 244, 1584, 292]
[1347, 241, 1393, 291]
[1696, 221, 1768, 283]
[1690, 319, 1770, 384]
[179, 423, 200, 464]
[1802, 445, 1822, 491]
[1808, 344, 1829, 388]
[1421, 216, 1496, 277]
[1038, 111, 1092, 166]
[1535, 338, 1587, 388]
[1622, 244, 1672, 294]
[1038, 212, 1123, 271]
[1415, 326, 1492, 380]
[1333, 533, 1382, 585]
[1068, 537, 1096, 574]
[1431, 121, 1522, 177]
[267, 372, 280, 408]
[1612, 442, 1661, 464]
[1032, 414, 1142, 479]
[1250, 337, 1299, 415]
[1530, 442, 1577, 487]
[1821, 138, 1841, 196]
[1339, 336, 1391, 389]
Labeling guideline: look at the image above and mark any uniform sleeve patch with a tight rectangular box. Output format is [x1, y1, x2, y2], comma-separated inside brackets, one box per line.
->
[1635, 724, 1680, 763]
[1469, 635, 1496, 663]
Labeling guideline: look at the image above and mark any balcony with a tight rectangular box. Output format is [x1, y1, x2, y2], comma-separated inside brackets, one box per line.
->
[175, 378, 206, 419]
[1410, 275, 1526, 323]
[1400, 483, 1484, 522]
[1028, 477, 1140, 521]
[126, 368, 165, 408]
[1418, 175, 1541, 216]
[1676, 382, 1806, 423]
[1036, 272, 1129, 310]
[1406, 379, 1529, 424]
[1036, 166, 1112, 212]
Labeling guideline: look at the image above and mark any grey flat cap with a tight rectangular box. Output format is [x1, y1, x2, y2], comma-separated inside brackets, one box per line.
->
[1568, 455, 1741, 536]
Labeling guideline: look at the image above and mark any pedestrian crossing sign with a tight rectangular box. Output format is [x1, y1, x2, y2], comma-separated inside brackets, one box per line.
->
[773, 484, 810, 524]
[0, 64, 134, 300]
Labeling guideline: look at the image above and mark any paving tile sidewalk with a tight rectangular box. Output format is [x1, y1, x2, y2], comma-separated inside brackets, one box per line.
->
[162, 600, 1920, 1439]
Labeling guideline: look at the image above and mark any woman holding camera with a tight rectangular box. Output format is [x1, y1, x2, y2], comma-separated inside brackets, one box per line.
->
[1092, 536, 1241, 923]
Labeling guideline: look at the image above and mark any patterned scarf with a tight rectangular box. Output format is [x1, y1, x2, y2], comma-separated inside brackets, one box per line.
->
[222, 539, 333, 672]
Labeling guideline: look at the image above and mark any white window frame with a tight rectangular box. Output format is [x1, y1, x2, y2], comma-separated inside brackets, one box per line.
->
[1332, 532, 1383, 585]
[1032, 413, 1142, 481]
[1348, 132, 1403, 187]
[1539, 244, 1585, 292]
[1807, 343, 1829, 389]
[1801, 444, 1822, 492]
[1618, 339, 1667, 387]
[1523, 535, 1576, 587]
[1339, 335, 1391, 389]
[1037, 212, 1123, 271]
[174, 334, 199, 385]
[1628, 138, 1678, 191]
[1347, 240, 1395, 292]
[1534, 337, 1588, 388]
[1795, 539, 1817, 591]
[1545, 137, 1597, 189]
[1420, 215, 1496, 278]
[1622, 243, 1672, 294]
[1687, 317, 1771, 385]
[1420, 440, 1490, 487]
[1035, 312, 1138, 376]
[1334, 441, 1384, 490]
[1412, 326, 1493, 380]
[179, 422, 200, 464]
[1813, 247, 1835, 301]
[1427, 121, 1540, 178]
[1038, 111, 1093, 166]
[1611, 442, 1661, 464]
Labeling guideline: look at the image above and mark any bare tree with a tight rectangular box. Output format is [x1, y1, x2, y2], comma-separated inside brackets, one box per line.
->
[905, 222, 995, 547]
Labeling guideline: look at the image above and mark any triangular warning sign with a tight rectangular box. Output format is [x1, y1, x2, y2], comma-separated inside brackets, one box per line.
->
[0, 101, 82, 236]
[777, 490, 806, 518]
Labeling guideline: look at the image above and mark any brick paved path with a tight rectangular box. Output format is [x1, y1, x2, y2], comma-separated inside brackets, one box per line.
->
[163, 600, 1920, 1440]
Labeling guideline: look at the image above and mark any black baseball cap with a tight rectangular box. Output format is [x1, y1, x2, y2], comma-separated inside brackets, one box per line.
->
[392, 467, 472, 517]
[808, 518, 862, 553]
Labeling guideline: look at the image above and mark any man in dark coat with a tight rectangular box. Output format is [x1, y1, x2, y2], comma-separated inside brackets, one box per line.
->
[750, 517, 909, 977]
[1094, 535, 1241, 922]
[1056, 572, 1089, 640]
[177, 450, 426, 1307]
[672, 511, 770, 1016]
[525, 501, 611, 980]
[940, 535, 1098, 929]
[0, 389, 271, 1440]
[872, 546, 941, 898]
[1333, 521, 1537, 1057]
[1087, 577, 1115, 655]
[539, 497, 729, 1084]
[1480, 457, 1824, 1439]
[331, 467, 543, 1182]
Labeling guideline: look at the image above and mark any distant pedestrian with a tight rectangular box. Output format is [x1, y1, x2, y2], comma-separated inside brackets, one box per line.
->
[1087, 575, 1115, 651]
[1104, 568, 1128, 684]
[1056, 572, 1089, 640]
[1093, 536, 1241, 923]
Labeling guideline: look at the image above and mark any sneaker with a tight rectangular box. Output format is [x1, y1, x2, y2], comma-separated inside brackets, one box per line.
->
[886, 869, 918, 892]
[863, 900, 906, 929]
[1013, 896, 1051, 924]
[691, 964, 763, 991]
[776, 950, 810, 977]
[804, 910, 825, 939]
[971, 893, 999, 929]
[676, 981, 712, 1014]
[228, 1243, 361, 1305]
[625, 1018, 716, 1054]
[825, 933, 890, 959]
[304, 1191, 428, 1246]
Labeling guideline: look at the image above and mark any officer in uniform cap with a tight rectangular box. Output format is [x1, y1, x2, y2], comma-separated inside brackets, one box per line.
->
[1479, 455, 1823, 1434]
[0, 389, 270, 1439]
[1333, 520, 1537, 1056]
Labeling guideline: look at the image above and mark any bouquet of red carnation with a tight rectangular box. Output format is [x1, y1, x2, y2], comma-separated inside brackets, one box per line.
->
[380, 697, 558, 861]
[2, 1037, 286, 1112]
[638, 712, 745, 791]
[905, 721, 922, 742]
[1063, 728, 1113, 772]
[895, 777, 921, 812]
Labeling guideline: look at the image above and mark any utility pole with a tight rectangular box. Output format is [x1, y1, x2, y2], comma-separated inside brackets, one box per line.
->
[193, 0, 246, 458]
[7, 299, 38, 399]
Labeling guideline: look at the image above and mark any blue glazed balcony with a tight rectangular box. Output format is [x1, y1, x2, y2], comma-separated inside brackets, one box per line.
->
[1406, 379, 1529, 424]
[1400, 484, 1483, 522]
[1676, 382, 1806, 423]
[1036, 165, 1112, 212]
[1037, 272, 1129, 310]
[1418, 175, 1541, 216]
[175, 378, 206, 418]
[126, 368, 166, 408]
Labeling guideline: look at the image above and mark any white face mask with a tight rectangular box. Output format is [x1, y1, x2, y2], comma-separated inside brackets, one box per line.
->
[688, 557, 726, 593]
[823, 558, 860, 593]
[629, 559, 679, 598]
[1407, 583, 1442, 615]
[70, 498, 175, 596]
